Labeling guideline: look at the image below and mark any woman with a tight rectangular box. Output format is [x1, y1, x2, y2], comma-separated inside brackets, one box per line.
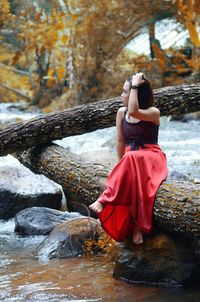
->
[89, 72, 168, 244]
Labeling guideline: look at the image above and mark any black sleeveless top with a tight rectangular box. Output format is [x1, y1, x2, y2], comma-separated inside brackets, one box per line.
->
[122, 112, 159, 150]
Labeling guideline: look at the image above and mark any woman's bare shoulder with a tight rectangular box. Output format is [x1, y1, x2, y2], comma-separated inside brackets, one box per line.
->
[117, 106, 127, 115]
[153, 107, 160, 114]
[147, 106, 160, 117]
[149, 107, 160, 125]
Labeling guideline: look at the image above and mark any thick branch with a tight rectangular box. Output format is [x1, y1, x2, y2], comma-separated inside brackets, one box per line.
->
[0, 84, 200, 156]
[0, 83, 32, 101]
[0, 63, 31, 76]
[15, 143, 200, 240]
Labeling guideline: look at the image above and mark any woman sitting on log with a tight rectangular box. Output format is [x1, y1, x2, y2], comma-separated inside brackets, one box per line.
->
[89, 72, 168, 244]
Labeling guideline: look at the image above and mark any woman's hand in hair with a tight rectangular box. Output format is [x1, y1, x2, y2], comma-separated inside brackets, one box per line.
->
[131, 72, 145, 86]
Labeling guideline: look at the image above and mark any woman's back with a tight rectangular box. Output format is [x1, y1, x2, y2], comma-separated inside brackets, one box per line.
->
[122, 112, 159, 146]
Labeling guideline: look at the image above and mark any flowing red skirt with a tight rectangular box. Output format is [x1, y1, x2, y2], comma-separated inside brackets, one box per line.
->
[96, 144, 168, 242]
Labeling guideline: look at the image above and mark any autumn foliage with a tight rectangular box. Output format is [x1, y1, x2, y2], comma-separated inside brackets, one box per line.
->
[0, 0, 11, 29]
[82, 232, 118, 260]
[0, 0, 199, 109]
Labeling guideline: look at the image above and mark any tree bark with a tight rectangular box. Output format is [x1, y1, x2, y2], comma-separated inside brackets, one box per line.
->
[0, 84, 200, 156]
[15, 143, 200, 240]
[154, 181, 200, 239]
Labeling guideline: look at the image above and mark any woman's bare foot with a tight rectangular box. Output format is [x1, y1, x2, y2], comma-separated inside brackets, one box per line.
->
[133, 227, 143, 244]
[89, 201, 103, 213]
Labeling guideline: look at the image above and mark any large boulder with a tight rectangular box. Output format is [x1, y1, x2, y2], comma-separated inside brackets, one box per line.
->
[14, 207, 82, 235]
[0, 164, 62, 219]
[170, 111, 200, 122]
[168, 170, 189, 181]
[37, 217, 103, 259]
[113, 232, 200, 286]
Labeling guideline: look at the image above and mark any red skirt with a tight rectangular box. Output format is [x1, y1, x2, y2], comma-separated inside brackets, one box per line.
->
[96, 144, 168, 242]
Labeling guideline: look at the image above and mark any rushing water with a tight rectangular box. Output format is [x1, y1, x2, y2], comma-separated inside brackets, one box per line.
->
[56, 117, 200, 180]
[0, 103, 200, 301]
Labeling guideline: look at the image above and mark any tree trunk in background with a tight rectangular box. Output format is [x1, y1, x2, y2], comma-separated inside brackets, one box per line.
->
[15, 143, 200, 240]
[0, 84, 200, 156]
[70, 1, 174, 104]
[148, 22, 156, 59]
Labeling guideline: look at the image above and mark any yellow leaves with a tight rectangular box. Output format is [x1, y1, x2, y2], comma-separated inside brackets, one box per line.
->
[56, 21, 64, 31]
[2, 0, 200, 108]
[46, 31, 58, 49]
[57, 67, 65, 79]
[0, 46, 33, 103]
[47, 67, 55, 87]
[82, 232, 118, 258]
[59, 12, 66, 18]
[47, 78, 56, 88]
[71, 14, 79, 21]
[151, 43, 166, 70]
[47, 67, 54, 77]
[13, 3, 69, 56]
[61, 35, 69, 44]
[11, 51, 21, 66]
[47, 66, 65, 83]
[186, 22, 200, 47]
[83, 240, 93, 254]
[0, 0, 10, 15]
[174, 0, 200, 47]
[0, 0, 11, 28]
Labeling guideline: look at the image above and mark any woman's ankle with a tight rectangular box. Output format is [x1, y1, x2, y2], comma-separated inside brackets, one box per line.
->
[133, 227, 143, 244]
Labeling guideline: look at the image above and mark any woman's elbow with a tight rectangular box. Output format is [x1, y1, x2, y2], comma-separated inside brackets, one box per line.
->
[127, 109, 139, 117]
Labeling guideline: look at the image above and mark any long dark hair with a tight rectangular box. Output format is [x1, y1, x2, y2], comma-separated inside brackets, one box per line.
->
[127, 75, 154, 109]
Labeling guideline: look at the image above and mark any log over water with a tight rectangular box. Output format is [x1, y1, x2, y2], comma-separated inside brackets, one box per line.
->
[0, 84, 200, 156]
[15, 143, 200, 241]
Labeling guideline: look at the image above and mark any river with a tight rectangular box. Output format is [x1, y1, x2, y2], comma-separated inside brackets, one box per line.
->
[0, 102, 200, 302]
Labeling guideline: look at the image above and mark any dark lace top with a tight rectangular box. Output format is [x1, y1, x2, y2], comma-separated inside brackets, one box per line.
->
[122, 112, 159, 150]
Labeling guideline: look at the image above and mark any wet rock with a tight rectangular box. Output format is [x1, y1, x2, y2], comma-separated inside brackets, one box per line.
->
[0, 164, 62, 219]
[113, 232, 200, 286]
[168, 170, 189, 180]
[170, 111, 200, 122]
[37, 217, 103, 259]
[181, 112, 200, 122]
[14, 207, 82, 235]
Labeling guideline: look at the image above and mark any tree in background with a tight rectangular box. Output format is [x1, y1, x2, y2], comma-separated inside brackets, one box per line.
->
[175, 0, 200, 80]
[0, 0, 199, 108]
[0, 0, 11, 29]
[5, 0, 71, 106]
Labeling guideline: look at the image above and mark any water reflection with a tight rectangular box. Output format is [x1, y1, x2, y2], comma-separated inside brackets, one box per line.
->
[1, 229, 200, 302]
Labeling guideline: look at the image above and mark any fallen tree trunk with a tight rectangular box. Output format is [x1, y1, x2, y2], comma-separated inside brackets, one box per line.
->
[1, 84, 200, 156]
[15, 143, 200, 240]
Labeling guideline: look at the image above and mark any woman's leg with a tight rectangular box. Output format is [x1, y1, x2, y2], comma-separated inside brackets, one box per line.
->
[133, 226, 143, 244]
[89, 201, 103, 213]
[129, 205, 144, 244]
